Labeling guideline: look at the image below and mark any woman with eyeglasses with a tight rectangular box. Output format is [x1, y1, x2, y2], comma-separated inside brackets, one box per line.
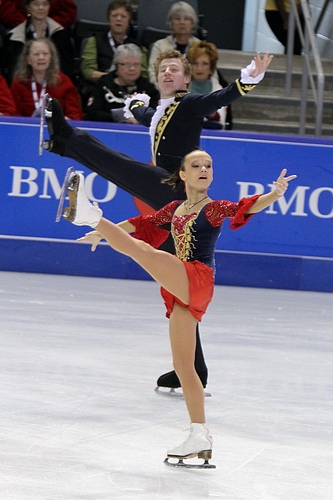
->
[148, 1, 200, 87]
[2, 0, 75, 84]
[84, 43, 159, 123]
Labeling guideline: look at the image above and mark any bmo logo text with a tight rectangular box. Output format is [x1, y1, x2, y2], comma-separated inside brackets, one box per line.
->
[7, 166, 333, 219]
[8, 167, 117, 203]
[237, 181, 333, 219]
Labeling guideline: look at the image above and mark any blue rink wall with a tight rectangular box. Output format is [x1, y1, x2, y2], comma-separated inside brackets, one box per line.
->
[1, 117, 332, 292]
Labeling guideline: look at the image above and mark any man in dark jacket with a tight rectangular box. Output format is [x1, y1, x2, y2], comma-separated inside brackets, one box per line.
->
[42, 49, 273, 392]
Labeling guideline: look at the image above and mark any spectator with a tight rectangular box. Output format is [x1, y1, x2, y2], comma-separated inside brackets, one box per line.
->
[0, 74, 18, 115]
[80, 0, 142, 85]
[10, 38, 83, 119]
[2, 0, 75, 84]
[265, 0, 304, 55]
[0, 0, 77, 30]
[85, 44, 159, 123]
[148, 1, 199, 87]
[187, 40, 232, 130]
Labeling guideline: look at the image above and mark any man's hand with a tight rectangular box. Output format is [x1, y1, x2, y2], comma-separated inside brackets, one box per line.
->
[250, 52, 274, 78]
[273, 168, 297, 196]
[240, 52, 273, 84]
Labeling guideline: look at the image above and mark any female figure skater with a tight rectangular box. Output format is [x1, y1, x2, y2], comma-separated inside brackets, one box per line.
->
[59, 149, 296, 467]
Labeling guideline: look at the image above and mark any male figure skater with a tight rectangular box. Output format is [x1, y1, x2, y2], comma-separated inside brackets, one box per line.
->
[42, 49, 273, 392]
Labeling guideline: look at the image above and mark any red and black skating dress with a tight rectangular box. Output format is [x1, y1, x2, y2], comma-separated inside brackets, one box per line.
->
[129, 196, 260, 321]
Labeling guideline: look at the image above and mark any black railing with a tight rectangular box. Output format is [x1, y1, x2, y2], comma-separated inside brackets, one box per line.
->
[285, 0, 325, 136]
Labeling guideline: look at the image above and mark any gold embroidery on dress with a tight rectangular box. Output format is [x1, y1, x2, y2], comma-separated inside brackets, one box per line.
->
[171, 214, 198, 262]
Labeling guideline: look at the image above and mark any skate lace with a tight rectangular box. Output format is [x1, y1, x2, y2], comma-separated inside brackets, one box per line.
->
[183, 425, 212, 446]
[181, 427, 192, 445]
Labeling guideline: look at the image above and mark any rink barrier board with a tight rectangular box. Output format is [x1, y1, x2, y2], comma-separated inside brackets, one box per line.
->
[0, 117, 332, 292]
[0, 237, 332, 292]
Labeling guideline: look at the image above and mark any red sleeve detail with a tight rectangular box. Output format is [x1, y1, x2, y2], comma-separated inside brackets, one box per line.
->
[128, 200, 179, 248]
[204, 196, 261, 229]
[127, 216, 170, 248]
[229, 195, 261, 230]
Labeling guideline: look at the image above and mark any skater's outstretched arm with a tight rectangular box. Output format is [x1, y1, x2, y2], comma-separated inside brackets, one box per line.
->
[246, 169, 297, 214]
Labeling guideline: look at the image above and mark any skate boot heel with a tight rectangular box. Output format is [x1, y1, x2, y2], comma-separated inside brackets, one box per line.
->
[62, 174, 79, 221]
[45, 107, 53, 119]
[43, 139, 53, 151]
[62, 206, 76, 221]
[198, 449, 212, 460]
[39, 95, 73, 155]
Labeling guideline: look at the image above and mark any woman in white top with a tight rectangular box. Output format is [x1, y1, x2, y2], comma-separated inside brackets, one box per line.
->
[148, 1, 200, 87]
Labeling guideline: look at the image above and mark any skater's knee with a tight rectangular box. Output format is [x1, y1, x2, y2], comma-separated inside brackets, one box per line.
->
[173, 362, 196, 383]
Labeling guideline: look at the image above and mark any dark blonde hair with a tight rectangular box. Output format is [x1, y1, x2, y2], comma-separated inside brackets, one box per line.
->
[14, 38, 60, 86]
[107, 0, 132, 19]
[162, 149, 205, 190]
[154, 49, 191, 80]
[186, 41, 219, 73]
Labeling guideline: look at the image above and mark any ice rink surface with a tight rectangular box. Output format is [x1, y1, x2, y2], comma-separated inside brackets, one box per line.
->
[0, 271, 332, 499]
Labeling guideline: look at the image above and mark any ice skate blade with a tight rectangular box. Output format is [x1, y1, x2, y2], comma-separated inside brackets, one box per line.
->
[55, 167, 76, 222]
[154, 387, 211, 398]
[164, 457, 216, 469]
[38, 93, 51, 156]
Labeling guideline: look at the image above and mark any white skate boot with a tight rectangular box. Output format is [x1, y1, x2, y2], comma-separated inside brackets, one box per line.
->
[62, 172, 102, 228]
[164, 423, 215, 469]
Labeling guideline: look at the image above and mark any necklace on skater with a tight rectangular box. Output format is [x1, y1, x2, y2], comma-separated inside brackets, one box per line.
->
[185, 195, 209, 211]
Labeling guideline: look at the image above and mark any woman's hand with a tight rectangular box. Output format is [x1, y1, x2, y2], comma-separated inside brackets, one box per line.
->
[273, 168, 297, 196]
[246, 168, 297, 214]
[77, 230, 103, 252]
